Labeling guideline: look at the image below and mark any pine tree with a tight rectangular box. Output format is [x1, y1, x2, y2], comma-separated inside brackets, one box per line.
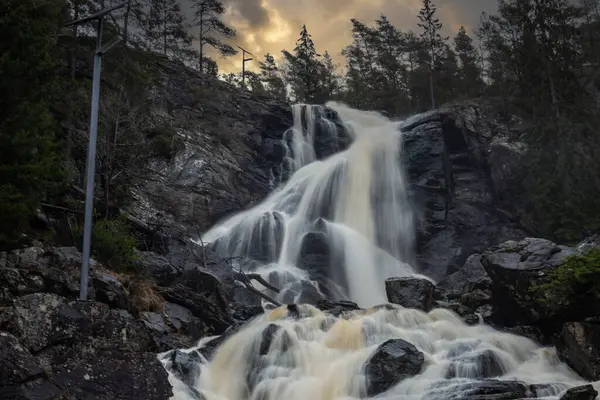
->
[258, 54, 287, 102]
[316, 51, 341, 102]
[374, 15, 409, 114]
[0, 0, 67, 248]
[453, 26, 485, 97]
[190, 0, 237, 73]
[341, 19, 380, 109]
[282, 25, 323, 103]
[144, 0, 193, 62]
[417, 0, 448, 108]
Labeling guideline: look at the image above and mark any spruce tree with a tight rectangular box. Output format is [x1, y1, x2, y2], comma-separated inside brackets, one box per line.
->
[316, 51, 341, 102]
[190, 0, 237, 73]
[282, 25, 323, 103]
[144, 0, 193, 62]
[258, 54, 288, 102]
[0, 0, 66, 248]
[417, 0, 447, 108]
[453, 26, 484, 97]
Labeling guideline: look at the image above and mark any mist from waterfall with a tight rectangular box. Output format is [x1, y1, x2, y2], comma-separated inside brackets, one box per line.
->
[162, 103, 598, 400]
[201, 102, 417, 307]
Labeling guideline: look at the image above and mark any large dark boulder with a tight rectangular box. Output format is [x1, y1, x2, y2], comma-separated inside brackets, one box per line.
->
[363, 338, 424, 397]
[560, 385, 599, 400]
[480, 237, 599, 327]
[385, 277, 435, 311]
[556, 320, 600, 381]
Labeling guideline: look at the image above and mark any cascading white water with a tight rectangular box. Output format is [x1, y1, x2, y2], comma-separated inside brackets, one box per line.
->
[163, 103, 599, 400]
[202, 102, 417, 307]
[163, 304, 596, 400]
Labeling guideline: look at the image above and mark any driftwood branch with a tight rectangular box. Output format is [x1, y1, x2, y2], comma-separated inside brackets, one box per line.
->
[235, 273, 280, 293]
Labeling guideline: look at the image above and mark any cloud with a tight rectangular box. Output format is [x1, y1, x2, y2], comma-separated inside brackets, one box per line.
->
[184, 0, 498, 74]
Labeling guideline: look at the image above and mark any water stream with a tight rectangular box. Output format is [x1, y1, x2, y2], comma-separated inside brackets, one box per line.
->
[161, 103, 597, 400]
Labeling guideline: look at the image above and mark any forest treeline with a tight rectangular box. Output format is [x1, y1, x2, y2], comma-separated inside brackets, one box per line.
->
[1, 0, 599, 251]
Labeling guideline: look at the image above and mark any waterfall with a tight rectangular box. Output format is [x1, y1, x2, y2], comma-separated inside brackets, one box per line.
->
[163, 103, 597, 400]
[201, 102, 417, 308]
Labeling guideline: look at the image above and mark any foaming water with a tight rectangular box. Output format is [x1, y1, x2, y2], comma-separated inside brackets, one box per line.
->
[162, 305, 594, 400]
[202, 102, 415, 308]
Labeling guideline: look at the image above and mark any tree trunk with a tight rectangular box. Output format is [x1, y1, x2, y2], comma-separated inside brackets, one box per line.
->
[199, 6, 204, 73]
[123, 0, 132, 44]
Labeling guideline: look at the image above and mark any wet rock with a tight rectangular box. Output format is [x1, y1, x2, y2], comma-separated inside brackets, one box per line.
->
[445, 349, 505, 379]
[560, 385, 598, 400]
[481, 237, 590, 326]
[385, 277, 435, 311]
[503, 325, 546, 345]
[316, 299, 361, 317]
[280, 280, 326, 305]
[556, 321, 600, 381]
[169, 349, 203, 388]
[460, 289, 492, 310]
[198, 322, 246, 361]
[364, 338, 424, 397]
[158, 284, 232, 335]
[296, 231, 339, 296]
[437, 254, 491, 296]
[424, 379, 532, 399]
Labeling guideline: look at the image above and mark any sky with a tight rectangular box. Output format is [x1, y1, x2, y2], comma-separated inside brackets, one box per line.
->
[181, 0, 499, 74]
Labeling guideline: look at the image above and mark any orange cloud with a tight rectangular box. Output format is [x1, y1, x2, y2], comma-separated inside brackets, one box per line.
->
[198, 0, 497, 74]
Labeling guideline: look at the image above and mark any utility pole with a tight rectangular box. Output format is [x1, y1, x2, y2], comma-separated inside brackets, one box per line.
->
[237, 45, 254, 87]
[65, 1, 128, 301]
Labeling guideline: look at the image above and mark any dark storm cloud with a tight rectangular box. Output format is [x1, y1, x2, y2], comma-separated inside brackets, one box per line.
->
[227, 0, 270, 28]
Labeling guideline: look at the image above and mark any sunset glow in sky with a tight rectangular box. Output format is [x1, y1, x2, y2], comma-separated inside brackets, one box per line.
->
[180, 0, 498, 73]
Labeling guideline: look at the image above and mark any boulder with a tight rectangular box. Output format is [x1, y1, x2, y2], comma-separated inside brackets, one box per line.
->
[445, 349, 505, 379]
[363, 338, 424, 397]
[481, 238, 581, 326]
[168, 349, 203, 388]
[385, 277, 435, 311]
[556, 320, 600, 381]
[560, 385, 598, 400]
[424, 380, 532, 400]
[315, 299, 361, 317]
[437, 254, 491, 297]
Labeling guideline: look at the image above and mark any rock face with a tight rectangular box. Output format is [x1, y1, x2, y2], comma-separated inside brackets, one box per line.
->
[556, 320, 600, 381]
[385, 277, 435, 311]
[400, 103, 528, 280]
[0, 293, 171, 400]
[0, 244, 257, 398]
[364, 338, 424, 397]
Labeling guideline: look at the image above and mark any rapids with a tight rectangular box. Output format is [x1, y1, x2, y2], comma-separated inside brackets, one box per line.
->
[161, 103, 599, 400]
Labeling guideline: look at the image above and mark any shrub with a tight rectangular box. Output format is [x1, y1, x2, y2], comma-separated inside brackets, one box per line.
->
[530, 247, 600, 314]
[76, 217, 138, 272]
